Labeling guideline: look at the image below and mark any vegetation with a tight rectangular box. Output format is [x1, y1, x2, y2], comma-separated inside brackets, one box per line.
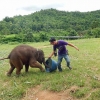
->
[0, 9, 100, 43]
[0, 38, 100, 100]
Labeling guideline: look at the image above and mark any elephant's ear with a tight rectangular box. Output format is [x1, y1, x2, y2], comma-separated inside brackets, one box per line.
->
[38, 49, 44, 58]
[36, 49, 44, 63]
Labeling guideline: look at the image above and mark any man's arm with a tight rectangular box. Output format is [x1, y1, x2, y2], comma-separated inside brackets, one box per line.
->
[49, 51, 55, 58]
[67, 43, 79, 51]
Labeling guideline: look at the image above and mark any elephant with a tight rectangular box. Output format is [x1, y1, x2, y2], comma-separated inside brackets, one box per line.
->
[0, 44, 48, 76]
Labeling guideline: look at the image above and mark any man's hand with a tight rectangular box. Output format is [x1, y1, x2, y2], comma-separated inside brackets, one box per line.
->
[68, 43, 79, 51]
[54, 52, 57, 56]
[75, 47, 79, 51]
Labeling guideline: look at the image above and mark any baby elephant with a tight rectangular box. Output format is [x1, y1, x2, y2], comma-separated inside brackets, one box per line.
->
[2, 44, 47, 76]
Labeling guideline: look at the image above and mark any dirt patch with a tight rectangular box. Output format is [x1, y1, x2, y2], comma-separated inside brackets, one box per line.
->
[22, 85, 79, 100]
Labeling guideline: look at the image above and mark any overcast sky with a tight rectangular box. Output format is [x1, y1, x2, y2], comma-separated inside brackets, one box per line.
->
[0, 0, 100, 21]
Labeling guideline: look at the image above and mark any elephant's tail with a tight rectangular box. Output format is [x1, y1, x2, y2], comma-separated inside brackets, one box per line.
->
[0, 57, 9, 60]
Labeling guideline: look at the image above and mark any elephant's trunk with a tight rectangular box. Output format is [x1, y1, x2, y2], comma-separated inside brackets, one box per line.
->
[43, 58, 50, 68]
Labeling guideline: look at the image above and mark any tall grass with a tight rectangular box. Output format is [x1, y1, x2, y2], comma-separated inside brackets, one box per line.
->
[0, 38, 100, 100]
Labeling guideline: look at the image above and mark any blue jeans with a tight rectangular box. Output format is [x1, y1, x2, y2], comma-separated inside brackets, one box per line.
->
[57, 54, 70, 71]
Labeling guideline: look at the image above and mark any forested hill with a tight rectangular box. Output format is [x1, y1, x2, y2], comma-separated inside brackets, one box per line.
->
[0, 8, 100, 42]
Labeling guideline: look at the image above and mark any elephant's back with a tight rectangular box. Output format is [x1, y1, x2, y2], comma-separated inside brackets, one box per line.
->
[8, 44, 37, 59]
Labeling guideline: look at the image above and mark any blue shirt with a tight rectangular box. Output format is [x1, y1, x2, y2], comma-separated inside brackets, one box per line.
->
[53, 40, 68, 55]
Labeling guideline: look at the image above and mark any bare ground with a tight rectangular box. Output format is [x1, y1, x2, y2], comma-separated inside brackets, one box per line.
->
[21, 85, 79, 100]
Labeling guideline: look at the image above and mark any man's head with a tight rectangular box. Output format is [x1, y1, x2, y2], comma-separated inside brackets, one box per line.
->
[49, 37, 56, 42]
[49, 37, 57, 45]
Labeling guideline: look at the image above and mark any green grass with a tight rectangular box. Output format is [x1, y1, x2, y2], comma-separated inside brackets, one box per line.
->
[0, 38, 100, 100]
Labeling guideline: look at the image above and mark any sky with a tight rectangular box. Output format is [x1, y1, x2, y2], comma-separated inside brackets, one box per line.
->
[0, 0, 100, 21]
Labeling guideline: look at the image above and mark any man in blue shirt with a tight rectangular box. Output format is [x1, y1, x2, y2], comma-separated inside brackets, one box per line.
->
[49, 37, 79, 71]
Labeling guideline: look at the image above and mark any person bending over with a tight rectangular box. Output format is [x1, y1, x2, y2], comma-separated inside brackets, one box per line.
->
[49, 37, 79, 71]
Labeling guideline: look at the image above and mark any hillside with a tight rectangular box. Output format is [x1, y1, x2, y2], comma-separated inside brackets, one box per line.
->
[0, 8, 100, 42]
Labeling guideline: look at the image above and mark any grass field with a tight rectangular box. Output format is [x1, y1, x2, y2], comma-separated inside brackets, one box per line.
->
[0, 38, 100, 100]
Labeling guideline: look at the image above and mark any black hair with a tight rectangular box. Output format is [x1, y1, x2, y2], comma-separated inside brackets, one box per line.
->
[49, 37, 56, 42]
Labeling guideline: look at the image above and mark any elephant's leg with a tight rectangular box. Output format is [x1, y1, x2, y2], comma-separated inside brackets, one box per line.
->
[7, 62, 15, 76]
[13, 60, 23, 75]
[25, 63, 29, 72]
[29, 61, 45, 71]
[16, 67, 22, 75]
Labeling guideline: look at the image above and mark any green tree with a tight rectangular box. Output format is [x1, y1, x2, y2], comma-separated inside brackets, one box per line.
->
[24, 32, 34, 42]
[39, 32, 48, 42]
[91, 28, 100, 38]
[68, 30, 78, 36]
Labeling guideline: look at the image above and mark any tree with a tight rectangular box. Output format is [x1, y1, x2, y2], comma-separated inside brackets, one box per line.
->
[24, 32, 34, 42]
[68, 30, 78, 36]
[39, 32, 48, 42]
[91, 28, 100, 38]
